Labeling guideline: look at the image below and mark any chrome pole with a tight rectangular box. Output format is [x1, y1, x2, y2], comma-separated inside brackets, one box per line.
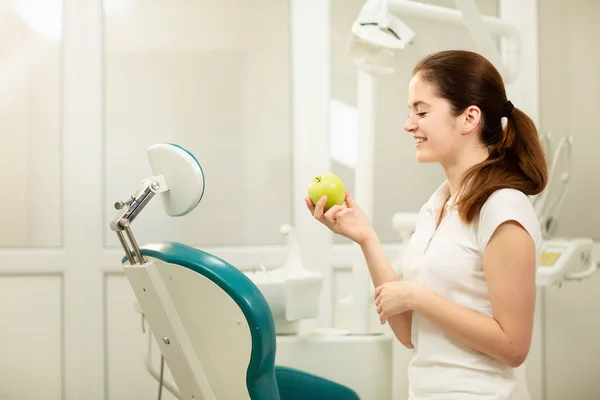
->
[116, 230, 136, 265]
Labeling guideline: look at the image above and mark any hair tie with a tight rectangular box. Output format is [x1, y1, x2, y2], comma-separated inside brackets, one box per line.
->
[503, 100, 514, 117]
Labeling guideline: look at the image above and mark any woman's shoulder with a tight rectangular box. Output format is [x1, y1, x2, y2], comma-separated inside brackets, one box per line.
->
[481, 188, 535, 213]
[476, 188, 541, 252]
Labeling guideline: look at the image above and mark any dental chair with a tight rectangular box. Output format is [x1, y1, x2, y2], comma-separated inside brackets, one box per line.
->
[110, 143, 360, 400]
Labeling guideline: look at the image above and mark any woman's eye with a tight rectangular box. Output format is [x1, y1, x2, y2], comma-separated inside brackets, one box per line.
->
[416, 112, 427, 117]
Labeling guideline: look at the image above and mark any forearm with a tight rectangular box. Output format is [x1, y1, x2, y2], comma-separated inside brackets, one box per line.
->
[359, 231, 399, 286]
[415, 289, 529, 367]
[360, 232, 413, 348]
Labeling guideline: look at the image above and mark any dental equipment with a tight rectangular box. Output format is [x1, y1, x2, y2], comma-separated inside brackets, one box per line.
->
[535, 134, 572, 239]
[111, 143, 360, 400]
[348, 0, 521, 81]
[532, 134, 598, 287]
[348, 0, 416, 75]
[244, 224, 323, 335]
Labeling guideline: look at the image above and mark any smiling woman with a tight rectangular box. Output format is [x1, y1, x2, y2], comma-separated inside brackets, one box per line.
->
[309, 49, 548, 400]
[387, 50, 547, 399]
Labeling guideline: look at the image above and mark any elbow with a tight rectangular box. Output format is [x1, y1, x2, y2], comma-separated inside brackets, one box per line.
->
[505, 355, 526, 368]
[393, 332, 414, 349]
[504, 345, 530, 368]
[387, 312, 414, 349]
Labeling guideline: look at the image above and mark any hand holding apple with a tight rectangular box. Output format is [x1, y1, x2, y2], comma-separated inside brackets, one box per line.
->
[307, 173, 346, 211]
[306, 175, 374, 245]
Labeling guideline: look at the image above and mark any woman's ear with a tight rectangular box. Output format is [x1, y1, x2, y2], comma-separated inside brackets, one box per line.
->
[461, 105, 482, 135]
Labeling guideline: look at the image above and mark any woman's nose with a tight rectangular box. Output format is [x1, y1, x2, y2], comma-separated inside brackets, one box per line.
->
[404, 116, 417, 133]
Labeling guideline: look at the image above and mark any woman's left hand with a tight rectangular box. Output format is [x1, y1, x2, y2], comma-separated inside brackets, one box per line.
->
[374, 281, 424, 324]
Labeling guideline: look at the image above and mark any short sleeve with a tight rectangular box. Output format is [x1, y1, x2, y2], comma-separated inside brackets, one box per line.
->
[476, 189, 542, 254]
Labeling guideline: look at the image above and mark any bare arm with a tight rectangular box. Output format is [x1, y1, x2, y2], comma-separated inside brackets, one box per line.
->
[306, 193, 414, 348]
[361, 232, 414, 349]
[412, 221, 536, 367]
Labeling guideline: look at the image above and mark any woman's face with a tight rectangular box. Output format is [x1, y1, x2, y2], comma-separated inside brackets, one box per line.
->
[403, 73, 469, 165]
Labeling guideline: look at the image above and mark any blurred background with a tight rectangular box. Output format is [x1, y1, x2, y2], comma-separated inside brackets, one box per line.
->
[0, 0, 598, 399]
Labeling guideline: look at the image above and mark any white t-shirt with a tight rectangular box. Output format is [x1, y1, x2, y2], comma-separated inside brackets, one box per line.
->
[401, 181, 541, 400]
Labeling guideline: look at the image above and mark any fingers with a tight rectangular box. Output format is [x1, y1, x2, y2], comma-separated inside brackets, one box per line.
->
[324, 205, 344, 224]
[311, 197, 347, 228]
[344, 190, 358, 208]
[313, 196, 328, 221]
[379, 308, 387, 324]
[375, 295, 385, 324]
[308, 193, 356, 228]
[375, 290, 386, 324]
[336, 208, 354, 219]
[378, 304, 389, 325]
[305, 197, 315, 213]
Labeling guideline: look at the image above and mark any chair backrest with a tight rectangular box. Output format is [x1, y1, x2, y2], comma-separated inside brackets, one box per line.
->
[123, 241, 280, 400]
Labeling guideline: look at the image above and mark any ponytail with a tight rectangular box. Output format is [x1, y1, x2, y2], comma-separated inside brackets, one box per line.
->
[455, 106, 549, 224]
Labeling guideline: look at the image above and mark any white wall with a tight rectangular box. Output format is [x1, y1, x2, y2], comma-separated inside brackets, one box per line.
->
[0, 3, 63, 400]
[0, 276, 62, 399]
[538, 1, 600, 399]
[538, 0, 600, 240]
[0, 5, 62, 248]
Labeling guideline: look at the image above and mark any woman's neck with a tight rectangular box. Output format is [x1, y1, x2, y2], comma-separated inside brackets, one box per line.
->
[443, 146, 489, 196]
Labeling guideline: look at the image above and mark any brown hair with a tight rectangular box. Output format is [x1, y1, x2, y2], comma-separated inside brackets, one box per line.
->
[413, 50, 548, 223]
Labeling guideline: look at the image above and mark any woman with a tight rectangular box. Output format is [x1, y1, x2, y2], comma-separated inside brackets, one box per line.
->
[306, 50, 547, 399]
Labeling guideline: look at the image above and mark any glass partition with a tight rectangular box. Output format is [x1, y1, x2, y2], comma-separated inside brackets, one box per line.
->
[0, 0, 62, 248]
[102, 0, 293, 247]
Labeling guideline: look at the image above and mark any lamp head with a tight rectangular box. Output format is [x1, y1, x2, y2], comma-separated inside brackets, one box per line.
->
[348, 0, 415, 74]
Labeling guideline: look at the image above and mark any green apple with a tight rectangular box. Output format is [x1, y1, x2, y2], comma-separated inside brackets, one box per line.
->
[307, 173, 346, 211]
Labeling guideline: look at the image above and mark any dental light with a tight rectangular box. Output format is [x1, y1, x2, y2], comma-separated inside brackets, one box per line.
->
[348, 0, 416, 74]
[347, 0, 521, 82]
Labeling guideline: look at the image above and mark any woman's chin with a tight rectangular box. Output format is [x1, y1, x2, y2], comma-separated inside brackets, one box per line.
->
[415, 150, 436, 163]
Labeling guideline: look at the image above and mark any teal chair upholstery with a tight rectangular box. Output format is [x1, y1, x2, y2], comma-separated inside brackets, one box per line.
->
[275, 366, 360, 400]
[130, 241, 360, 400]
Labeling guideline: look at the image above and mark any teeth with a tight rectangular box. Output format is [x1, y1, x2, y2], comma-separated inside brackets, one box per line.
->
[415, 138, 426, 143]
